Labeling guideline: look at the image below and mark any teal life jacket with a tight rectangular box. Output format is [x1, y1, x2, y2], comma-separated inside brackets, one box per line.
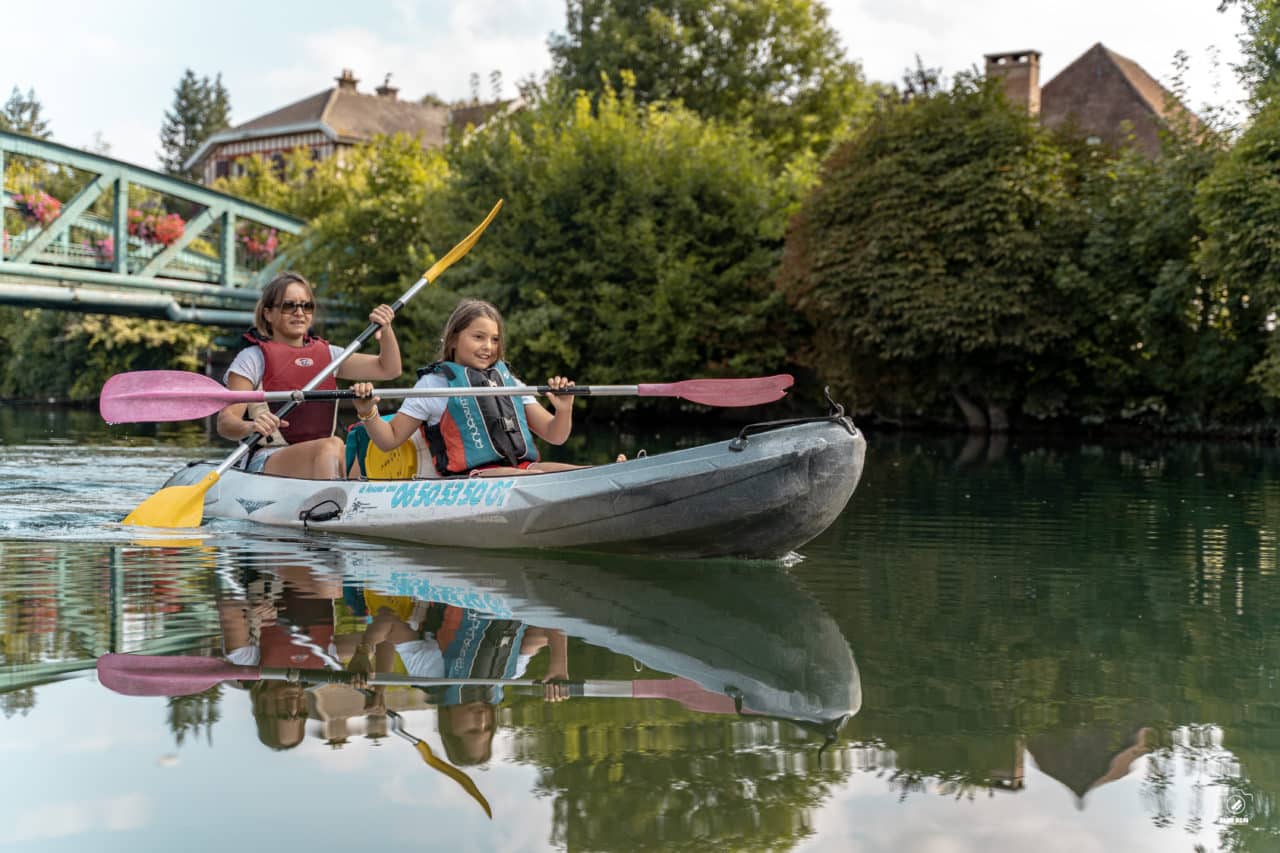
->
[420, 360, 539, 474]
[436, 608, 527, 706]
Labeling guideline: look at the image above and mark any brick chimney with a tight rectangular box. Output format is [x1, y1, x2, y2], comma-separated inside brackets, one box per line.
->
[984, 50, 1041, 114]
[335, 68, 359, 92]
[375, 73, 399, 101]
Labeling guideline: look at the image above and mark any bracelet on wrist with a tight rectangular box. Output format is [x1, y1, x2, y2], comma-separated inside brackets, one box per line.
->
[358, 407, 379, 421]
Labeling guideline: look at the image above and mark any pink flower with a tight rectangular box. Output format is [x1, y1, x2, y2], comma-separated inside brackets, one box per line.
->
[13, 190, 62, 226]
[237, 224, 279, 262]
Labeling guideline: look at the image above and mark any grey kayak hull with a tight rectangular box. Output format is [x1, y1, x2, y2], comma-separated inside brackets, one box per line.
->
[164, 418, 866, 558]
[335, 547, 861, 726]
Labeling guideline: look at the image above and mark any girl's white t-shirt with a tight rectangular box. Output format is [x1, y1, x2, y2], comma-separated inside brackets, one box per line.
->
[224, 344, 346, 387]
[398, 370, 537, 427]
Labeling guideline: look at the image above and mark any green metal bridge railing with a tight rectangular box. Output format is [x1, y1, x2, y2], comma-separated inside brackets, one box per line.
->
[0, 129, 306, 327]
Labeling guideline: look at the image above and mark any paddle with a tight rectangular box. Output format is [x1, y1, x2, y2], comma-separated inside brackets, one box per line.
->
[101, 370, 794, 423]
[96, 653, 754, 715]
[120, 200, 504, 529]
[384, 707, 493, 819]
[97, 652, 562, 696]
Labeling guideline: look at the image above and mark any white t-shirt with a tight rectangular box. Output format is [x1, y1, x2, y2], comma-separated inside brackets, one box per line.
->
[398, 370, 537, 427]
[224, 343, 346, 387]
[394, 638, 532, 678]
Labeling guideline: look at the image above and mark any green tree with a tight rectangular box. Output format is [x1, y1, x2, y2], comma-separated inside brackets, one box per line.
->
[0, 86, 51, 138]
[441, 81, 813, 399]
[0, 308, 213, 401]
[216, 135, 453, 358]
[1052, 106, 1253, 430]
[159, 70, 232, 177]
[1220, 0, 1280, 111]
[1195, 99, 1280, 408]
[548, 0, 872, 159]
[777, 76, 1080, 429]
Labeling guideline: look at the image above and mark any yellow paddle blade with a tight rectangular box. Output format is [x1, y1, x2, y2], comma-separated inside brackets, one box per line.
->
[415, 740, 493, 819]
[364, 440, 419, 480]
[419, 199, 503, 283]
[122, 469, 219, 528]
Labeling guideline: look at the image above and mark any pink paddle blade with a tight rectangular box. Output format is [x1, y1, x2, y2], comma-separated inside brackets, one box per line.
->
[640, 374, 794, 407]
[632, 677, 755, 715]
[97, 653, 261, 697]
[100, 370, 262, 424]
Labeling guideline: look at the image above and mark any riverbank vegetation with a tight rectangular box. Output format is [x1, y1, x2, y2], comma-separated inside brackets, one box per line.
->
[5, 0, 1280, 437]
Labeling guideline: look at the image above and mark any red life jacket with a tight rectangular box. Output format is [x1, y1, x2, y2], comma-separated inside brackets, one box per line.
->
[243, 331, 338, 444]
[258, 623, 335, 669]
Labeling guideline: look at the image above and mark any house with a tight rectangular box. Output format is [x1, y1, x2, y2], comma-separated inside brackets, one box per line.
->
[985, 44, 1199, 156]
[184, 69, 521, 185]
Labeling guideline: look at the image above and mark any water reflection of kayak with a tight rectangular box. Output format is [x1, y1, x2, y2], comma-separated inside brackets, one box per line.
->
[162, 418, 866, 559]
[336, 545, 861, 729]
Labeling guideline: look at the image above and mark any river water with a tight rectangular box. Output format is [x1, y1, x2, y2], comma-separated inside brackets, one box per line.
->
[0, 407, 1276, 852]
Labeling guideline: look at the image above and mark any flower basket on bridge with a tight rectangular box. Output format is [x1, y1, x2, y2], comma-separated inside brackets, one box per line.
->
[127, 208, 185, 246]
[13, 190, 62, 226]
[237, 223, 279, 263]
[88, 236, 114, 264]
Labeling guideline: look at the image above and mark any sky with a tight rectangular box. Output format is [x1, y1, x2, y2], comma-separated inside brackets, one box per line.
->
[0, 0, 1252, 170]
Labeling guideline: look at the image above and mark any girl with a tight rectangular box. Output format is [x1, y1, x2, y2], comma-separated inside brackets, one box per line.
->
[217, 271, 402, 479]
[353, 298, 579, 477]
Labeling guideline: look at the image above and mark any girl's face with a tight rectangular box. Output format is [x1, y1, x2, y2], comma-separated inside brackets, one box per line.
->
[451, 316, 501, 370]
[270, 282, 315, 341]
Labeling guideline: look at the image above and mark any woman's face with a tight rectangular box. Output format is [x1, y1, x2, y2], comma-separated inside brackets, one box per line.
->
[451, 317, 501, 370]
[270, 282, 315, 341]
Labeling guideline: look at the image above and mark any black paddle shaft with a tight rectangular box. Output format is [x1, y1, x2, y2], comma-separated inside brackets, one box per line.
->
[297, 386, 597, 401]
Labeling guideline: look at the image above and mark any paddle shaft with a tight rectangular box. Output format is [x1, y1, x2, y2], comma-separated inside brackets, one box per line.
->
[216, 280, 427, 477]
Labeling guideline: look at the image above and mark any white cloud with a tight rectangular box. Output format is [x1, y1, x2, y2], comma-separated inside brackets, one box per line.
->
[3, 794, 149, 843]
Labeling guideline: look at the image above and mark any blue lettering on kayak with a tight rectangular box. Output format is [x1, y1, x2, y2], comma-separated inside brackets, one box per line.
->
[384, 479, 514, 509]
[439, 481, 464, 506]
[462, 480, 488, 505]
[353, 573, 513, 617]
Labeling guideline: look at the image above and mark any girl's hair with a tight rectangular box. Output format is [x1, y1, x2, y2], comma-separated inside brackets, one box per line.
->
[438, 298, 505, 363]
[253, 272, 315, 339]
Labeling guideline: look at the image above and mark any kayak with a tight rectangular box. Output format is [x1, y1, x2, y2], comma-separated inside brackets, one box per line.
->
[225, 538, 861, 729]
[337, 546, 862, 728]
[161, 415, 866, 558]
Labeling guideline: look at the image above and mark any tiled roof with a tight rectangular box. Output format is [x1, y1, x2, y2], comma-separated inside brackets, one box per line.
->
[229, 86, 449, 145]
[187, 82, 452, 171]
[1038, 42, 1201, 156]
[235, 89, 334, 133]
[322, 89, 449, 145]
[1093, 43, 1197, 127]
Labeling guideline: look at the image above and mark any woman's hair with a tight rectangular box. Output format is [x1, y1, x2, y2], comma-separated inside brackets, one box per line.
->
[253, 272, 315, 339]
[438, 702, 496, 766]
[438, 298, 505, 363]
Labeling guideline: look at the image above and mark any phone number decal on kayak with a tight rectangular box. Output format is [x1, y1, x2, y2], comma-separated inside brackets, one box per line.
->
[358, 479, 515, 509]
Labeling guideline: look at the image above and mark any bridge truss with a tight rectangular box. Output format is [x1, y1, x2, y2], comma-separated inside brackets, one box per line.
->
[0, 129, 306, 327]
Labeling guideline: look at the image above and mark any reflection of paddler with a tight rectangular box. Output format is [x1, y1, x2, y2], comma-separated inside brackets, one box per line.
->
[347, 598, 569, 764]
[216, 567, 343, 750]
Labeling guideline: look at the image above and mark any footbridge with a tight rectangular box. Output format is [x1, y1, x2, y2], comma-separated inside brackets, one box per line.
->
[0, 129, 306, 327]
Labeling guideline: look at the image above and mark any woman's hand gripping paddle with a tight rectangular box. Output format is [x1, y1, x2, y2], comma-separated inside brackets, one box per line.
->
[119, 200, 504, 529]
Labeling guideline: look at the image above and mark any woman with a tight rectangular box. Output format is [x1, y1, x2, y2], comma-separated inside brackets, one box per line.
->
[216, 271, 401, 479]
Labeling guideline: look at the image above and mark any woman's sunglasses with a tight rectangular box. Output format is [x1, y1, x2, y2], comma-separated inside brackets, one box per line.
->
[275, 300, 316, 314]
